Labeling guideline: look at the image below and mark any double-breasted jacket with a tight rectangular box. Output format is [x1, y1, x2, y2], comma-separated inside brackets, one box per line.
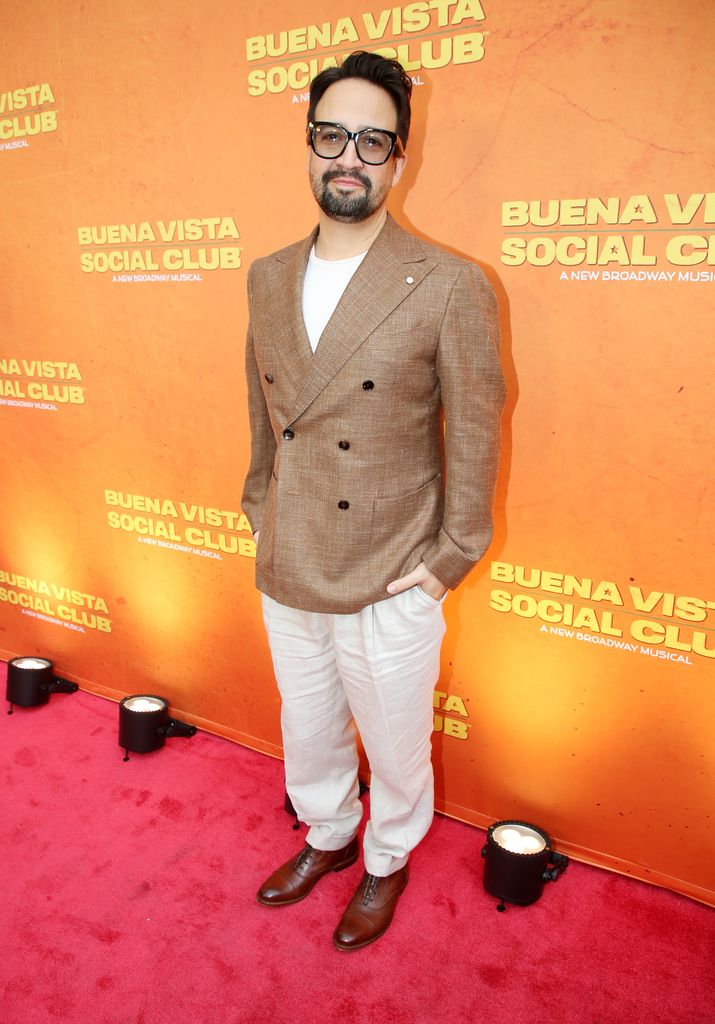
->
[241, 215, 506, 614]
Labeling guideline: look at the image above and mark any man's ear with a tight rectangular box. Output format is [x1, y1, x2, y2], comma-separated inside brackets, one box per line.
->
[392, 150, 407, 187]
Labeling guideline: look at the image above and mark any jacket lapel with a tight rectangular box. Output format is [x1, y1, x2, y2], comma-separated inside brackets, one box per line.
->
[287, 216, 436, 426]
[268, 230, 317, 402]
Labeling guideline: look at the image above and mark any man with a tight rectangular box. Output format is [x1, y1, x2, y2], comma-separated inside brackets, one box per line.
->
[241, 51, 505, 951]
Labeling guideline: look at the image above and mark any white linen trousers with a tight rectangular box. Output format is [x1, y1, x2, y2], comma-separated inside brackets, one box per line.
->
[262, 585, 446, 876]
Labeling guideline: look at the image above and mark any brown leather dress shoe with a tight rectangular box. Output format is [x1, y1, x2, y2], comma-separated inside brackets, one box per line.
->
[256, 838, 359, 906]
[333, 867, 409, 950]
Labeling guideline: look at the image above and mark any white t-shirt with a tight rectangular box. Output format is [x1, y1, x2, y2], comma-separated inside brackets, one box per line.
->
[302, 246, 367, 352]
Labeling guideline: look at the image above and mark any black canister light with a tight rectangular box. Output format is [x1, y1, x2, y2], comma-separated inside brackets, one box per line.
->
[482, 819, 569, 911]
[118, 695, 197, 761]
[6, 656, 78, 713]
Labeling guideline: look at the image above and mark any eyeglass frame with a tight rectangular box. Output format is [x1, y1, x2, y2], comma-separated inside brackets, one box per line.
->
[306, 121, 401, 165]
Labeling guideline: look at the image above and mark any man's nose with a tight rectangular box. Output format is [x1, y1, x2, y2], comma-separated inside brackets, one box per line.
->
[335, 137, 364, 169]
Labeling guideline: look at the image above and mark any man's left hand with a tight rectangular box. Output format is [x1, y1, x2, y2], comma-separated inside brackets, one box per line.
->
[386, 561, 447, 601]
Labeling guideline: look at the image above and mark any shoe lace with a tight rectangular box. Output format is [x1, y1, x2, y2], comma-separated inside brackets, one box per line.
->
[295, 845, 313, 870]
[361, 873, 380, 905]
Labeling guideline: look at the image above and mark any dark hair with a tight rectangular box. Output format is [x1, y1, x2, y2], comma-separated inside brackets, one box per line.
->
[308, 51, 413, 148]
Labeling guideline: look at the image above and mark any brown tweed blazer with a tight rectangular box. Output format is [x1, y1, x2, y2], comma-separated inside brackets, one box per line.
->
[241, 214, 505, 614]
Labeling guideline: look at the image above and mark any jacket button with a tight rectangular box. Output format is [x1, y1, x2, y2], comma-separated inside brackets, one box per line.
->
[362, 380, 374, 390]
[338, 440, 350, 450]
[283, 428, 294, 440]
[338, 500, 350, 510]
[264, 373, 274, 384]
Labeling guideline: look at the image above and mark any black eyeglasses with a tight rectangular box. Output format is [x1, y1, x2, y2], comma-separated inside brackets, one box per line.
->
[307, 121, 400, 165]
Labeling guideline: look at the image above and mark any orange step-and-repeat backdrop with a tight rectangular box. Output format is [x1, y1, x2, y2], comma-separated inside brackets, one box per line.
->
[1, 1, 713, 905]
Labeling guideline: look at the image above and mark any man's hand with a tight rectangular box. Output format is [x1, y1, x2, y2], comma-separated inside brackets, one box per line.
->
[387, 561, 447, 601]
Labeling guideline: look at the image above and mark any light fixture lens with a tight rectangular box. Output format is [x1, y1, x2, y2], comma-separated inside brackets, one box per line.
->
[124, 696, 166, 713]
[493, 823, 546, 854]
[12, 657, 52, 670]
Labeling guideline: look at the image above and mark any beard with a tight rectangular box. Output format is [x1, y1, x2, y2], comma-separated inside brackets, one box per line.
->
[311, 168, 386, 223]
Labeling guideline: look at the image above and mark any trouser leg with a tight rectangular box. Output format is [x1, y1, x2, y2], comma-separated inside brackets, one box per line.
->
[261, 594, 362, 851]
[331, 586, 446, 877]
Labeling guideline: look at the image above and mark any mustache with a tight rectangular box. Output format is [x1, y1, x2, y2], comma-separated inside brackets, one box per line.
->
[322, 169, 372, 190]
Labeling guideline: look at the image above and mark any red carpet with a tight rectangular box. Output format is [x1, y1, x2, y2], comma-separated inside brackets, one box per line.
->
[2, 677, 713, 1024]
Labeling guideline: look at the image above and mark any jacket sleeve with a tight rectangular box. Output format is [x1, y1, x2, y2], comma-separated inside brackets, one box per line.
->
[420, 263, 506, 589]
[240, 264, 277, 534]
